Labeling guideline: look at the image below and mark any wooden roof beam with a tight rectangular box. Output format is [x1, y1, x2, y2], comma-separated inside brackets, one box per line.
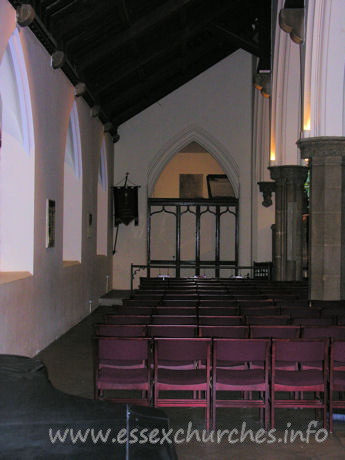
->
[89, 0, 243, 94]
[79, 0, 196, 70]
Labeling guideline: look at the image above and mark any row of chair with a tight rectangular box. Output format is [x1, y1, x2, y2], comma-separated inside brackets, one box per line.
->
[136, 280, 308, 298]
[138, 278, 308, 289]
[104, 313, 345, 327]
[94, 336, 345, 433]
[95, 323, 345, 339]
[125, 295, 307, 305]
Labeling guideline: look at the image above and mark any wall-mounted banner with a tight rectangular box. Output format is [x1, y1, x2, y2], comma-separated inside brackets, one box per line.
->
[113, 186, 139, 226]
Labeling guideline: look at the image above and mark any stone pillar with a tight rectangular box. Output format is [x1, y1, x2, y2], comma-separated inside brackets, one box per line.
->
[297, 137, 345, 300]
[269, 165, 308, 281]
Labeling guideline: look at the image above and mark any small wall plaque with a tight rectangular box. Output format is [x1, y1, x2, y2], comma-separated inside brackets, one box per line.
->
[46, 199, 55, 248]
[87, 213, 93, 238]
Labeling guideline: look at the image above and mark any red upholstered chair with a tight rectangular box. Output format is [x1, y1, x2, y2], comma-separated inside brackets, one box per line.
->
[198, 307, 238, 316]
[115, 306, 154, 315]
[271, 339, 328, 430]
[123, 298, 161, 307]
[95, 324, 146, 337]
[199, 325, 249, 339]
[329, 339, 345, 433]
[151, 315, 196, 325]
[302, 326, 345, 339]
[164, 293, 197, 299]
[275, 300, 308, 307]
[235, 295, 270, 302]
[94, 337, 152, 405]
[212, 339, 270, 430]
[148, 325, 197, 338]
[162, 299, 198, 307]
[281, 307, 320, 318]
[291, 317, 334, 326]
[104, 314, 151, 324]
[199, 300, 237, 308]
[338, 316, 345, 325]
[198, 316, 243, 326]
[155, 307, 196, 316]
[250, 325, 300, 339]
[240, 306, 280, 316]
[198, 295, 235, 302]
[154, 338, 211, 430]
[320, 307, 345, 318]
[246, 315, 290, 325]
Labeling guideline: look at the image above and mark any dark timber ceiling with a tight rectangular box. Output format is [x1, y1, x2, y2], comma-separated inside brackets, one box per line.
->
[10, 0, 271, 139]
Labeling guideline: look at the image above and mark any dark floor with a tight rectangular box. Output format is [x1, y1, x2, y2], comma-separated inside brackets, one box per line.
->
[37, 305, 345, 460]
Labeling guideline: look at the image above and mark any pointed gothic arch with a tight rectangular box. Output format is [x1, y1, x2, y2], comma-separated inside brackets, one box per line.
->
[147, 125, 240, 198]
[147, 126, 239, 278]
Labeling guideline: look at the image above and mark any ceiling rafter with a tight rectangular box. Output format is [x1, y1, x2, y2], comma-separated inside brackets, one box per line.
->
[51, 1, 122, 41]
[8, 0, 271, 131]
[88, 0, 246, 95]
[79, 0, 196, 70]
[211, 23, 260, 57]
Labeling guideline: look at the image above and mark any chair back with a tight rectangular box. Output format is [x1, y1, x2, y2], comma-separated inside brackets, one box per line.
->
[148, 325, 197, 337]
[214, 338, 269, 363]
[198, 307, 238, 316]
[97, 337, 150, 362]
[151, 315, 196, 325]
[247, 315, 290, 325]
[240, 306, 280, 316]
[155, 307, 196, 315]
[332, 339, 345, 369]
[291, 317, 334, 326]
[105, 314, 151, 324]
[155, 338, 210, 362]
[272, 338, 327, 364]
[95, 324, 146, 337]
[302, 326, 345, 339]
[250, 325, 300, 338]
[199, 325, 249, 338]
[199, 316, 243, 326]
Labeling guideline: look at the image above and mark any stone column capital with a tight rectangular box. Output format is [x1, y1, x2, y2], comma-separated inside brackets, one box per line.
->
[269, 165, 308, 183]
[297, 136, 345, 159]
[258, 181, 275, 207]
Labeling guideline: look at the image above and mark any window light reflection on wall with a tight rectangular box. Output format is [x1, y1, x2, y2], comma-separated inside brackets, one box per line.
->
[303, 118, 311, 131]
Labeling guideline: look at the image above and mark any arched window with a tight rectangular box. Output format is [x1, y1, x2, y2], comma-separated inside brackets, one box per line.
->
[96, 138, 108, 255]
[0, 29, 35, 272]
[63, 101, 82, 262]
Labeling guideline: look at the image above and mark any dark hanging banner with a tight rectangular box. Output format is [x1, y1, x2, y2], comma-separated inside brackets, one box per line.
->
[113, 186, 139, 226]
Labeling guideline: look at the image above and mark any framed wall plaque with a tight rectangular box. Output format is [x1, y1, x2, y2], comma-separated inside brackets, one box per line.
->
[179, 174, 203, 198]
[46, 199, 55, 248]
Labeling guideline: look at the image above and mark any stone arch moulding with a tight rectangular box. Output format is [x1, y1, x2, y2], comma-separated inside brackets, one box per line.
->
[147, 125, 240, 198]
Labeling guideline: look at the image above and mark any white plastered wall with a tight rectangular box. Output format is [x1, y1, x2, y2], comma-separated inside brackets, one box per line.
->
[252, 88, 274, 263]
[270, 0, 301, 166]
[0, 1, 113, 356]
[302, 0, 345, 138]
[113, 50, 258, 289]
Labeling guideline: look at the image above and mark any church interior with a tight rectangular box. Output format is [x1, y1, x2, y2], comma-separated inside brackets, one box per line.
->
[1, 0, 345, 457]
